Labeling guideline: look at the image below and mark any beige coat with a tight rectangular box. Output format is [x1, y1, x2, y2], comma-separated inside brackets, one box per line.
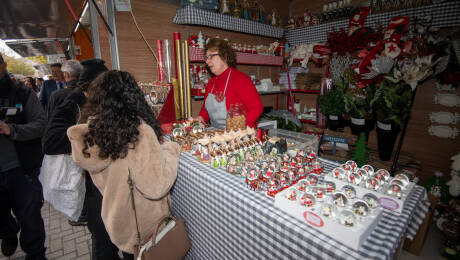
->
[67, 122, 181, 253]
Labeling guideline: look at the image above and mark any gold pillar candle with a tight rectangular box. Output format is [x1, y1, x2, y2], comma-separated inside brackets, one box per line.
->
[175, 39, 185, 120]
[172, 78, 181, 120]
[184, 40, 192, 118]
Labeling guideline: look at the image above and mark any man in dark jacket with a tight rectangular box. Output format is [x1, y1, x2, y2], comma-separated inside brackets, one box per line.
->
[39, 63, 65, 111]
[0, 53, 47, 259]
[42, 59, 87, 226]
[43, 59, 83, 154]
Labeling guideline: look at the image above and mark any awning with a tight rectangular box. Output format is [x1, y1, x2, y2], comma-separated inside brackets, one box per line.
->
[5, 38, 69, 57]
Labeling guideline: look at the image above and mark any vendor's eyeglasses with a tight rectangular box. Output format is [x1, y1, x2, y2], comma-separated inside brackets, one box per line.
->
[205, 53, 219, 60]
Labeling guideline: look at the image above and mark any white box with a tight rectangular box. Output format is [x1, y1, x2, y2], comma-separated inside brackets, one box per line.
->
[274, 181, 383, 250]
[323, 174, 416, 214]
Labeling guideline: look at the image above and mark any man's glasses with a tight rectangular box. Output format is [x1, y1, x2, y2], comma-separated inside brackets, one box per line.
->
[205, 53, 219, 60]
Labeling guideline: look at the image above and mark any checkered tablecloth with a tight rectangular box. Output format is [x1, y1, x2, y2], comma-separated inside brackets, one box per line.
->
[287, 1, 460, 46]
[173, 5, 285, 39]
[170, 152, 430, 260]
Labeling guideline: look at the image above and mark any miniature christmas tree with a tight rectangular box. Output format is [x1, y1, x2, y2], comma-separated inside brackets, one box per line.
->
[351, 133, 368, 167]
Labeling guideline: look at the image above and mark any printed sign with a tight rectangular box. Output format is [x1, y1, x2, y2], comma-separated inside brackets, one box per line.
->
[323, 135, 348, 143]
[303, 211, 324, 227]
[329, 115, 339, 120]
[378, 197, 399, 210]
[377, 121, 392, 131]
[351, 117, 365, 125]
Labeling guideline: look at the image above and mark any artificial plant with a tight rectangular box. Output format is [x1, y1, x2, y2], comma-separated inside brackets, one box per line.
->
[318, 80, 346, 116]
[370, 78, 412, 128]
[351, 133, 368, 167]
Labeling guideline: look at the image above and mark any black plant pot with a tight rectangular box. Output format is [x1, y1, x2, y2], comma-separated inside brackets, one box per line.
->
[376, 120, 400, 161]
[350, 117, 375, 142]
[327, 114, 344, 131]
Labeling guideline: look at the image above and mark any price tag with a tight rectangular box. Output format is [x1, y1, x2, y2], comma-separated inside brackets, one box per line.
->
[378, 197, 399, 210]
[351, 117, 365, 125]
[377, 121, 392, 131]
[303, 211, 324, 227]
[329, 115, 338, 120]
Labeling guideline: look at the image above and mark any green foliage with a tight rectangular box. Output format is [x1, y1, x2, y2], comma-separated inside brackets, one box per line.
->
[351, 133, 368, 167]
[27, 56, 48, 64]
[318, 80, 345, 116]
[370, 79, 412, 128]
[4, 55, 35, 76]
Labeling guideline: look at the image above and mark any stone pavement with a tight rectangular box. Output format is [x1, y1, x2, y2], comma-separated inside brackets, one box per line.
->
[0, 202, 92, 260]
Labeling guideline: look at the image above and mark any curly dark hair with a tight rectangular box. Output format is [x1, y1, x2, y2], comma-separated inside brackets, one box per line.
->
[205, 38, 237, 68]
[80, 70, 163, 160]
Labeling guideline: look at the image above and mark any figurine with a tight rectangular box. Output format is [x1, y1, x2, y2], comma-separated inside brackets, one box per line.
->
[242, 0, 250, 20]
[271, 8, 277, 26]
[302, 8, 312, 26]
[258, 0, 265, 23]
[253, 1, 259, 21]
[233, 0, 241, 18]
[316, 188, 323, 199]
[197, 31, 205, 49]
[220, 0, 230, 14]
[288, 190, 297, 201]
[344, 215, 354, 227]
[287, 16, 295, 29]
[301, 195, 313, 207]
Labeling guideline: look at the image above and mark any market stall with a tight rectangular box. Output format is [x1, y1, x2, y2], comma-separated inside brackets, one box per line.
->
[171, 152, 429, 259]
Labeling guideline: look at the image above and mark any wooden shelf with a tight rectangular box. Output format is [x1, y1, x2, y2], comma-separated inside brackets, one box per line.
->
[173, 5, 285, 39]
[286, 1, 460, 46]
[192, 90, 284, 101]
[190, 47, 284, 66]
[291, 89, 320, 94]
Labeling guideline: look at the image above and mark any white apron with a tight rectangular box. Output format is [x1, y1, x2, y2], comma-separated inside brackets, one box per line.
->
[205, 69, 232, 129]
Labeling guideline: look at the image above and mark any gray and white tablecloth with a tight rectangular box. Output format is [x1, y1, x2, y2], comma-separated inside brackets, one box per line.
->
[287, 1, 460, 46]
[173, 5, 285, 39]
[171, 152, 430, 260]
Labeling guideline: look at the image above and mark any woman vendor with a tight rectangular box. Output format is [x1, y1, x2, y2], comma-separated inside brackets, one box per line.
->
[196, 38, 263, 129]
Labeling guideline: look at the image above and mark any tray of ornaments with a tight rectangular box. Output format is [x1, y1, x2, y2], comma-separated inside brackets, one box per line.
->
[274, 177, 383, 251]
[325, 160, 416, 213]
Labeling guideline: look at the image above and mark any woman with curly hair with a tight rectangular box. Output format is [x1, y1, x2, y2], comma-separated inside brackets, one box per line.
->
[196, 38, 263, 129]
[67, 70, 181, 259]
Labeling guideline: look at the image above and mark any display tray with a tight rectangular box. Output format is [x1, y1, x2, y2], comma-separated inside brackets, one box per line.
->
[323, 174, 416, 214]
[274, 178, 383, 251]
[268, 128, 320, 154]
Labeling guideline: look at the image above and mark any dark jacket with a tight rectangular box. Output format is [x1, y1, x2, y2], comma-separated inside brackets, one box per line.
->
[42, 86, 85, 155]
[0, 75, 46, 173]
[47, 79, 78, 116]
[39, 79, 65, 111]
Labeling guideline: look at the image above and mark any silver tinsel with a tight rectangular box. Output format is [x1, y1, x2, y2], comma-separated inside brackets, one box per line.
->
[362, 55, 395, 80]
[329, 54, 352, 81]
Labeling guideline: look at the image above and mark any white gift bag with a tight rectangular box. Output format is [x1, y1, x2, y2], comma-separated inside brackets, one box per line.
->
[39, 154, 85, 221]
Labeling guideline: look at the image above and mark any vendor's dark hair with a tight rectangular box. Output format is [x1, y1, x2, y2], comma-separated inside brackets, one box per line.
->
[205, 38, 236, 68]
[80, 70, 163, 160]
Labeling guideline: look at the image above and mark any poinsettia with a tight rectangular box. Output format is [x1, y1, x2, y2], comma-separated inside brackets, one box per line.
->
[385, 54, 436, 90]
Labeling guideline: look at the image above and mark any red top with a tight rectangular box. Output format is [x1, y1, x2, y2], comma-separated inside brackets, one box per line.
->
[199, 67, 263, 128]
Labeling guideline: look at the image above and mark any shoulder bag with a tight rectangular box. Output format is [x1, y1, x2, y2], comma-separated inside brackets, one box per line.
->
[127, 170, 191, 260]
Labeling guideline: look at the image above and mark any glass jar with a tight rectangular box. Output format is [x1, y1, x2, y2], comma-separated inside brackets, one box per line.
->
[226, 103, 246, 132]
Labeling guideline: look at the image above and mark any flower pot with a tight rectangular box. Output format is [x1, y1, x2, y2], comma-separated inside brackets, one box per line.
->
[376, 120, 400, 161]
[327, 114, 344, 131]
[350, 117, 375, 142]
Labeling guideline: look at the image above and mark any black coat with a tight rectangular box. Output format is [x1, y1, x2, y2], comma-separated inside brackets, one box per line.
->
[42, 83, 85, 155]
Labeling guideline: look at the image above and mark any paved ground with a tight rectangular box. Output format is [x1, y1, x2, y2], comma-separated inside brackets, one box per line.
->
[0, 202, 92, 260]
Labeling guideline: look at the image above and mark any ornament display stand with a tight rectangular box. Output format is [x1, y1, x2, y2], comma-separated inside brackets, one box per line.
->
[189, 46, 284, 66]
[274, 179, 383, 250]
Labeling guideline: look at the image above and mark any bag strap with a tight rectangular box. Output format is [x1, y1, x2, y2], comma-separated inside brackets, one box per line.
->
[128, 169, 142, 248]
[127, 168, 173, 248]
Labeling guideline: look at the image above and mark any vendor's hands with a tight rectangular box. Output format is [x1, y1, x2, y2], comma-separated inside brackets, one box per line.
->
[0, 120, 11, 136]
[188, 116, 205, 124]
